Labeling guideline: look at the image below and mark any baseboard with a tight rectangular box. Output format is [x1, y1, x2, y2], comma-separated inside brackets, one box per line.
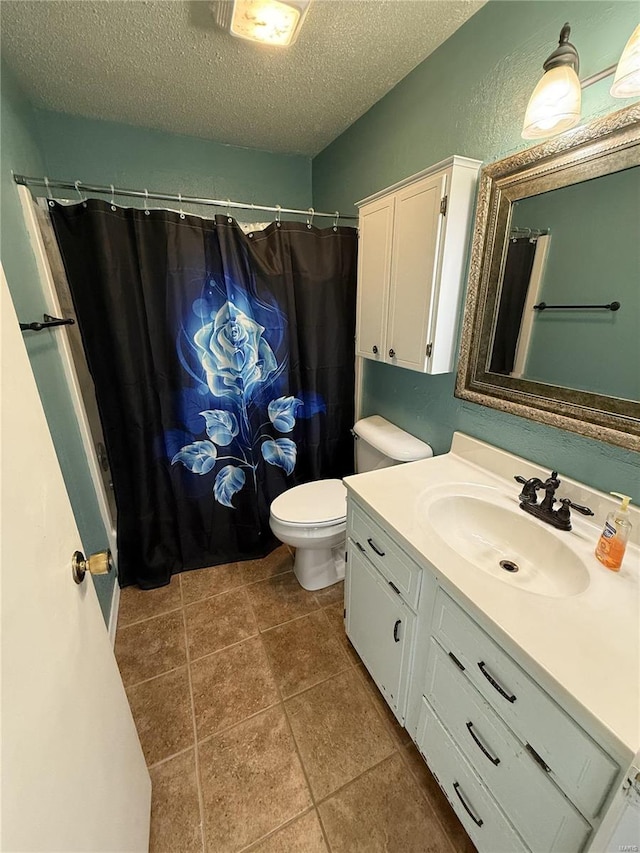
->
[108, 579, 120, 647]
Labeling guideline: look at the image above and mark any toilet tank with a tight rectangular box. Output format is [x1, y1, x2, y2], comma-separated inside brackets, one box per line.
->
[353, 415, 433, 472]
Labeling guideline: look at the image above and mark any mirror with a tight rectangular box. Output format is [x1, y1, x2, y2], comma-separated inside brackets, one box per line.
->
[456, 104, 640, 451]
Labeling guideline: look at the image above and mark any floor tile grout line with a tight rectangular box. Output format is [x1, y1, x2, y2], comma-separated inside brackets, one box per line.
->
[178, 574, 207, 853]
[235, 806, 318, 853]
[314, 748, 401, 809]
[255, 629, 335, 853]
[194, 698, 283, 748]
[123, 661, 189, 691]
[396, 744, 460, 853]
[255, 602, 326, 634]
[146, 743, 195, 772]
[117, 603, 183, 630]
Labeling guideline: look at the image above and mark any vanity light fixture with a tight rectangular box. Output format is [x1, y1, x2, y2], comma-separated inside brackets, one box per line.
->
[522, 22, 640, 140]
[212, 0, 311, 47]
[611, 24, 640, 98]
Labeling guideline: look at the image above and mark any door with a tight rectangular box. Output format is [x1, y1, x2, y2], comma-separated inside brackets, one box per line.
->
[355, 196, 394, 362]
[386, 171, 447, 371]
[1, 267, 151, 852]
[346, 542, 415, 721]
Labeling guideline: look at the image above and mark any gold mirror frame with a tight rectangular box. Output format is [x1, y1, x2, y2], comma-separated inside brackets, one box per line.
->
[456, 104, 640, 452]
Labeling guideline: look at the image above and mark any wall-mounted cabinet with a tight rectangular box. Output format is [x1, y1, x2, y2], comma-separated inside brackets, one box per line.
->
[356, 156, 481, 374]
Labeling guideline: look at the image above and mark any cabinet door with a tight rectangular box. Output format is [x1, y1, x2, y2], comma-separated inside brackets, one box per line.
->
[386, 171, 447, 371]
[355, 196, 394, 361]
[345, 542, 415, 721]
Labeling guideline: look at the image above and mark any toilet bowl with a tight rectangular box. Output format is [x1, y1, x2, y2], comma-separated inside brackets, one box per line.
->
[269, 416, 433, 591]
[269, 479, 347, 591]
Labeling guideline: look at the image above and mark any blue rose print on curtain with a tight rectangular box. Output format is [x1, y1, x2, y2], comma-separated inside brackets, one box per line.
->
[168, 276, 321, 509]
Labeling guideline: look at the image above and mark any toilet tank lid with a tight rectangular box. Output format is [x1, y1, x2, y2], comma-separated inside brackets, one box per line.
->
[353, 415, 433, 462]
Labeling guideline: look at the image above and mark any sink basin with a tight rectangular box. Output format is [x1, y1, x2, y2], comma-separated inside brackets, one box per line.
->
[422, 492, 590, 598]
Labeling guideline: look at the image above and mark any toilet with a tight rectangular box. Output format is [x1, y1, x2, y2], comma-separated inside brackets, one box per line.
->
[269, 415, 433, 590]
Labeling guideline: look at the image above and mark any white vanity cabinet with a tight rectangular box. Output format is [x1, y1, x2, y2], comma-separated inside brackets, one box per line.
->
[355, 156, 481, 374]
[344, 490, 624, 853]
[345, 502, 422, 722]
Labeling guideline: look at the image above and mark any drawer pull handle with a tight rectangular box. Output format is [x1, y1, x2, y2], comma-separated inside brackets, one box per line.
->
[388, 581, 401, 595]
[477, 661, 516, 703]
[526, 743, 551, 773]
[466, 722, 501, 766]
[393, 619, 401, 642]
[448, 651, 465, 671]
[367, 538, 385, 557]
[355, 541, 366, 553]
[453, 782, 484, 827]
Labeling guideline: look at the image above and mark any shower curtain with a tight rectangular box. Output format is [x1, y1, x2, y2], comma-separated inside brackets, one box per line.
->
[50, 201, 358, 589]
[489, 237, 537, 375]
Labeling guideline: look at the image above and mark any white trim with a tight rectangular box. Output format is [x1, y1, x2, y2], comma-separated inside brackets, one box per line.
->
[108, 580, 120, 647]
[356, 155, 482, 207]
[512, 234, 552, 378]
[17, 186, 118, 561]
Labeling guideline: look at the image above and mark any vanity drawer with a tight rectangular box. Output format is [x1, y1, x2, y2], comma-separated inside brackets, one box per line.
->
[432, 590, 618, 818]
[348, 503, 421, 608]
[416, 698, 529, 853]
[426, 638, 591, 852]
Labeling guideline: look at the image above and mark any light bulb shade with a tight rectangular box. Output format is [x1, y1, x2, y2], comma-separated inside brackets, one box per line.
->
[229, 0, 310, 46]
[610, 24, 640, 98]
[522, 65, 582, 139]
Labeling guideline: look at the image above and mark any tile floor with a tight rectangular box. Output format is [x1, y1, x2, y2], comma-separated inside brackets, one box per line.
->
[115, 546, 476, 853]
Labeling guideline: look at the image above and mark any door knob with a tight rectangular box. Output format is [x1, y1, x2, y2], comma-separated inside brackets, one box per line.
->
[72, 549, 113, 584]
[389, 348, 396, 358]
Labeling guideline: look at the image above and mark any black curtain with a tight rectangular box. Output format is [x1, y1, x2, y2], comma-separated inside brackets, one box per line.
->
[489, 237, 537, 374]
[50, 201, 357, 589]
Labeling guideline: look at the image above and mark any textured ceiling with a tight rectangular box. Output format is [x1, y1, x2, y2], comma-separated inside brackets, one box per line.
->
[0, 0, 485, 156]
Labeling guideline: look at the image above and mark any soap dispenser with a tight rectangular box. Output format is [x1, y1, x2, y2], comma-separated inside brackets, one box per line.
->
[595, 493, 633, 571]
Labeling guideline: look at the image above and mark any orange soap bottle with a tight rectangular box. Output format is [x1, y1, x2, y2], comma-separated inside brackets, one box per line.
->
[595, 492, 633, 571]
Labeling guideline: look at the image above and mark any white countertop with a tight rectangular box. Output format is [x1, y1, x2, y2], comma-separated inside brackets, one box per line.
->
[344, 433, 640, 760]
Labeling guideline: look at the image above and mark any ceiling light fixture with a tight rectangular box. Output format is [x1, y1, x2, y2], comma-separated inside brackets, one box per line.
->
[522, 22, 640, 140]
[212, 0, 311, 47]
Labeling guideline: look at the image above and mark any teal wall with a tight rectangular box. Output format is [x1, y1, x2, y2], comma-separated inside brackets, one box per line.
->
[511, 167, 640, 400]
[1, 64, 113, 620]
[313, 0, 640, 502]
[2, 75, 312, 625]
[32, 109, 312, 219]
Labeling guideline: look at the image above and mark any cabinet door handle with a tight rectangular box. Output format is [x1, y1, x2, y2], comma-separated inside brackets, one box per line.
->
[367, 538, 385, 557]
[393, 619, 401, 642]
[355, 541, 366, 553]
[466, 722, 501, 766]
[372, 345, 378, 354]
[477, 661, 517, 703]
[453, 782, 484, 827]
[388, 348, 395, 358]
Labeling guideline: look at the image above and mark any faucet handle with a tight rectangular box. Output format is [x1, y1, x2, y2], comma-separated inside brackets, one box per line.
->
[559, 498, 594, 517]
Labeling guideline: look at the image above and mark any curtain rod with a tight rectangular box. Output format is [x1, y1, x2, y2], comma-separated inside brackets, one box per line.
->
[12, 174, 359, 222]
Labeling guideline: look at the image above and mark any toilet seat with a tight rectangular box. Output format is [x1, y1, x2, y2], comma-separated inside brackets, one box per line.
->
[270, 479, 347, 527]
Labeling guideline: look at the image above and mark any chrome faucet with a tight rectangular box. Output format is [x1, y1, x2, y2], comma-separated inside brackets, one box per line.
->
[514, 471, 594, 531]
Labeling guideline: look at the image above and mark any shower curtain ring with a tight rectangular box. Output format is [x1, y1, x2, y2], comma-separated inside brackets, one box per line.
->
[307, 208, 314, 229]
[333, 211, 339, 231]
[144, 189, 150, 215]
[275, 205, 282, 227]
[110, 184, 116, 211]
[179, 193, 185, 219]
[226, 199, 232, 222]
[45, 177, 54, 207]
[74, 180, 86, 206]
